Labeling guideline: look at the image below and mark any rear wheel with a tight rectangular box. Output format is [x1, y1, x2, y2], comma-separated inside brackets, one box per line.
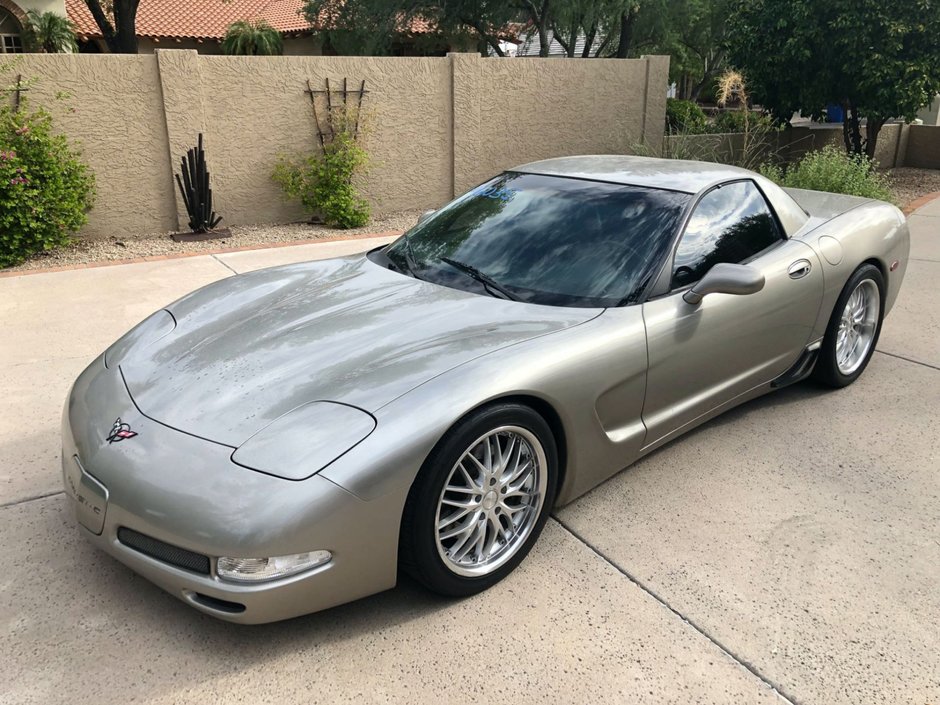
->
[399, 403, 558, 597]
[813, 264, 885, 388]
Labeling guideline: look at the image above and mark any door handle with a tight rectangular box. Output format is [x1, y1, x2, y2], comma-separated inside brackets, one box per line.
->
[788, 259, 812, 279]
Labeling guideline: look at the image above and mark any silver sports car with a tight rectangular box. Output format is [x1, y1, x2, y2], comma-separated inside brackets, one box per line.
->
[63, 156, 909, 623]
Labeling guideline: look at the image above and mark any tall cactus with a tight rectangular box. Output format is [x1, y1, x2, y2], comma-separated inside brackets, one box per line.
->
[175, 134, 222, 233]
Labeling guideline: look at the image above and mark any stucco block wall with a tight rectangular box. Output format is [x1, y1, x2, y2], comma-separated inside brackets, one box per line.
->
[198, 55, 455, 227]
[904, 125, 940, 169]
[11, 51, 668, 239]
[13, 54, 177, 237]
[462, 55, 666, 192]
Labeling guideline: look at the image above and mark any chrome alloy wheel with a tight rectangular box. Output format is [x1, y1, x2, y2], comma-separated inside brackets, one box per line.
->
[434, 426, 547, 577]
[836, 279, 880, 376]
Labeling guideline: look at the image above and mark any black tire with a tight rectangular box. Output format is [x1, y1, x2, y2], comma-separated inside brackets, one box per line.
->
[812, 263, 885, 388]
[399, 402, 559, 597]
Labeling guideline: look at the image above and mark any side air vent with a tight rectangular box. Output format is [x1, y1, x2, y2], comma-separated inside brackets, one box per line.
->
[117, 527, 211, 575]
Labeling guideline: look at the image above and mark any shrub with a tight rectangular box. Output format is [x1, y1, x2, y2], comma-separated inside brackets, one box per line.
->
[760, 145, 893, 202]
[0, 101, 95, 268]
[273, 131, 370, 228]
[711, 110, 778, 134]
[666, 98, 707, 134]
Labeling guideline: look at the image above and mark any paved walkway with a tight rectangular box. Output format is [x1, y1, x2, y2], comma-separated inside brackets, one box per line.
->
[0, 209, 937, 704]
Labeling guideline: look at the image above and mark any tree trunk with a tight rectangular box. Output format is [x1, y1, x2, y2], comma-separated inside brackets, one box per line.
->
[842, 99, 864, 156]
[689, 75, 709, 101]
[551, 28, 572, 57]
[566, 17, 578, 57]
[614, 6, 638, 58]
[464, 18, 504, 56]
[864, 117, 886, 161]
[112, 0, 140, 54]
[85, 0, 139, 53]
[537, 22, 551, 56]
[581, 20, 597, 58]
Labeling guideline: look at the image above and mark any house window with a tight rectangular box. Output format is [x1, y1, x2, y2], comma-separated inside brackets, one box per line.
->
[0, 8, 23, 54]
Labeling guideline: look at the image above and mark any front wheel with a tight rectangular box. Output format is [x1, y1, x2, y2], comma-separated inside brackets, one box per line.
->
[399, 403, 558, 597]
[813, 263, 885, 388]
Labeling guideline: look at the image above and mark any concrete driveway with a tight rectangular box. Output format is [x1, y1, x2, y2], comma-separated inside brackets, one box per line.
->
[1, 208, 937, 705]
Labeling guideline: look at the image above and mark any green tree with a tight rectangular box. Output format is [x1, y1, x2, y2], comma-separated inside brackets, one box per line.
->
[550, 0, 644, 58]
[221, 20, 284, 55]
[303, 0, 650, 58]
[303, 0, 515, 56]
[632, 0, 729, 99]
[24, 10, 78, 53]
[729, 0, 940, 158]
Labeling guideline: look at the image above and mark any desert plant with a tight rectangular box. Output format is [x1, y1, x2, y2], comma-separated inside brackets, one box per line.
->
[175, 134, 222, 233]
[759, 145, 893, 202]
[274, 130, 370, 228]
[0, 99, 95, 268]
[24, 10, 78, 53]
[222, 20, 283, 55]
[666, 98, 708, 134]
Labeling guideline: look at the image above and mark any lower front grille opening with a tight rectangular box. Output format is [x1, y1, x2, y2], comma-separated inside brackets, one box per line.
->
[190, 592, 246, 614]
[117, 527, 211, 575]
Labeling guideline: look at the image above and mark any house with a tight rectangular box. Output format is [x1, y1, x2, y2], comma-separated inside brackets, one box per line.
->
[0, 0, 472, 55]
[1, 0, 61, 53]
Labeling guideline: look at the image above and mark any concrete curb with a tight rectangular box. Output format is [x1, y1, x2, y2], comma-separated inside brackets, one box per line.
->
[0, 230, 403, 279]
[902, 190, 940, 216]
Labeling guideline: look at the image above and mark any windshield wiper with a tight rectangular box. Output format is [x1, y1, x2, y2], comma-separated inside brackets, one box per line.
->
[440, 257, 520, 302]
[386, 232, 426, 281]
[403, 233, 423, 278]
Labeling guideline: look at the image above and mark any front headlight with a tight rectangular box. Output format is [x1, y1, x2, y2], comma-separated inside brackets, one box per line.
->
[104, 309, 177, 368]
[217, 551, 332, 583]
[231, 401, 376, 480]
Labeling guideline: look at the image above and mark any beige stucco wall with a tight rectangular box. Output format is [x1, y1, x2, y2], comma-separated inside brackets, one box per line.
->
[197, 54, 455, 226]
[11, 54, 177, 236]
[461, 55, 668, 192]
[904, 125, 940, 169]
[11, 51, 668, 238]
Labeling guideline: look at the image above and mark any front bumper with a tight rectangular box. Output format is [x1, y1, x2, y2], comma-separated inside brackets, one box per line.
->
[62, 356, 403, 624]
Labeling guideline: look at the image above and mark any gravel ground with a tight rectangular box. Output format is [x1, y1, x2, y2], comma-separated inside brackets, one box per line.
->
[886, 167, 940, 209]
[3, 169, 939, 274]
[3, 209, 423, 273]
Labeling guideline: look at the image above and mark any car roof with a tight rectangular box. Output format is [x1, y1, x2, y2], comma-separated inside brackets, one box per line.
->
[511, 155, 757, 195]
[511, 154, 810, 237]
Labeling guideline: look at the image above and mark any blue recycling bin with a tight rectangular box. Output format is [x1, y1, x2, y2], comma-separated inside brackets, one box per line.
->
[826, 103, 844, 123]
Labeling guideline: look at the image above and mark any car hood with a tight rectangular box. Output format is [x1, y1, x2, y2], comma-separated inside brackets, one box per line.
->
[120, 254, 596, 447]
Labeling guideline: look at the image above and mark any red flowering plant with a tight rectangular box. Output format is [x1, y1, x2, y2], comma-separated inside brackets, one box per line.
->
[1, 87, 95, 268]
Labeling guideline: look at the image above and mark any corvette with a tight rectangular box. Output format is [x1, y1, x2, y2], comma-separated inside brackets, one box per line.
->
[62, 155, 909, 623]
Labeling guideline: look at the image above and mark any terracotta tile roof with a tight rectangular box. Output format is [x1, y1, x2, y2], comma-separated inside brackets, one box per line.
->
[66, 0, 437, 41]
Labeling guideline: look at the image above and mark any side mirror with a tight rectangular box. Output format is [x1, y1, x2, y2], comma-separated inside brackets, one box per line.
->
[417, 209, 435, 226]
[683, 263, 765, 305]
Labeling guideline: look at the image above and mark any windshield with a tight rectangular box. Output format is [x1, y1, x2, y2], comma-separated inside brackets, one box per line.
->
[382, 172, 690, 307]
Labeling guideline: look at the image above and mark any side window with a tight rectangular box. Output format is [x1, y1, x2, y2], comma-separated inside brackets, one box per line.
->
[672, 181, 783, 289]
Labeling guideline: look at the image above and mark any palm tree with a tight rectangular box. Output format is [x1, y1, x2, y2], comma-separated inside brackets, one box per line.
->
[221, 20, 283, 56]
[24, 10, 78, 53]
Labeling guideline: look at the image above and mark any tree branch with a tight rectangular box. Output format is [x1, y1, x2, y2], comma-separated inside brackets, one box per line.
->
[84, 0, 117, 52]
[461, 16, 504, 57]
[551, 27, 571, 56]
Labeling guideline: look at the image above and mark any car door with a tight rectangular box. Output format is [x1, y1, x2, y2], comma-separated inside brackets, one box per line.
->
[640, 179, 823, 449]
